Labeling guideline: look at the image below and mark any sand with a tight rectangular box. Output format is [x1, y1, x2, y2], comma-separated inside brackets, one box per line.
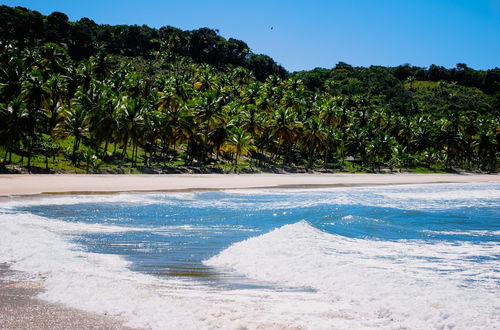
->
[0, 173, 498, 329]
[0, 173, 498, 197]
[0, 264, 137, 330]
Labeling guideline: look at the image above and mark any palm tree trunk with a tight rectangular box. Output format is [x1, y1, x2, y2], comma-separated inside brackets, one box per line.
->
[72, 137, 79, 164]
[286, 144, 293, 166]
[2, 138, 12, 165]
[27, 139, 32, 172]
[308, 140, 316, 169]
[2, 149, 7, 165]
[121, 136, 129, 159]
[134, 143, 139, 166]
[131, 142, 135, 166]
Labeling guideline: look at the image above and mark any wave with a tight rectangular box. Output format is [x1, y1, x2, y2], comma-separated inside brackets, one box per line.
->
[3, 183, 499, 214]
[1, 193, 159, 208]
[379, 189, 500, 201]
[422, 229, 500, 237]
[0, 211, 259, 237]
[1, 212, 420, 329]
[205, 221, 500, 329]
[190, 183, 500, 211]
[0, 212, 273, 329]
[0, 211, 147, 234]
[1, 183, 499, 329]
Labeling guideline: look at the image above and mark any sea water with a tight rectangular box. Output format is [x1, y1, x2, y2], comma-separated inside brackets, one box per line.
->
[0, 183, 499, 329]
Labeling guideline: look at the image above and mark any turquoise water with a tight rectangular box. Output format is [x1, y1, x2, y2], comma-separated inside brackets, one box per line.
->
[1, 182, 499, 329]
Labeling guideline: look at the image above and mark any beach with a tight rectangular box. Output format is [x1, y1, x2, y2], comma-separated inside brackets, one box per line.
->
[0, 264, 134, 330]
[0, 173, 498, 329]
[0, 173, 498, 197]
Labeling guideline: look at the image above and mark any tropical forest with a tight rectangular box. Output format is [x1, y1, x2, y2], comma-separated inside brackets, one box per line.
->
[0, 5, 498, 173]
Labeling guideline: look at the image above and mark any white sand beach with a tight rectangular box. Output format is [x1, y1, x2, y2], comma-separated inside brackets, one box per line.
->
[0, 173, 498, 196]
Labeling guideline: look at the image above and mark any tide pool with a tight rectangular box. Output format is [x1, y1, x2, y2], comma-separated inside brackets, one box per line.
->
[1, 183, 499, 329]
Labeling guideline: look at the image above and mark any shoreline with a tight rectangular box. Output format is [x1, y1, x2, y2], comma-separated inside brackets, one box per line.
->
[0, 173, 498, 197]
[0, 264, 136, 330]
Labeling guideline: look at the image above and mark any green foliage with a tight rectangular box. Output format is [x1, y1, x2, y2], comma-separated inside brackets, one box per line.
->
[0, 5, 498, 174]
[0, 5, 287, 80]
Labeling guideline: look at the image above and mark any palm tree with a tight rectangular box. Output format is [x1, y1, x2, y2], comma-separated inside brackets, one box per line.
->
[91, 88, 119, 157]
[57, 101, 89, 164]
[142, 106, 165, 166]
[365, 133, 395, 171]
[89, 52, 112, 81]
[156, 81, 185, 152]
[474, 116, 497, 171]
[38, 43, 68, 76]
[346, 123, 368, 161]
[176, 108, 198, 165]
[192, 90, 226, 163]
[319, 102, 342, 128]
[193, 65, 219, 92]
[0, 97, 28, 164]
[269, 107, 301, 166]
[410, 116, 432, 152]
[240, 102, 263, 141]
[116, 96, 145, 166]
[42, 73, 67, 136]
[225, 126, 255, 170]
[81, 147, 99, 174]
[0, 49, 27, 102]
[302, 116, 327, 168]
[21, 69, 47, 170]
[437, 113, 465, 168]
[70, 82, 107, 154]
[406, 75, 416, 90]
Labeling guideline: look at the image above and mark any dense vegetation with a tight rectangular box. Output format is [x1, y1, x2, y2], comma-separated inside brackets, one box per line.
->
[0, 5, 498, 173]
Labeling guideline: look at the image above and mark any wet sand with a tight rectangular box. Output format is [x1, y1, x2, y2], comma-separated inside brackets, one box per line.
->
[0, 264, 136, 330]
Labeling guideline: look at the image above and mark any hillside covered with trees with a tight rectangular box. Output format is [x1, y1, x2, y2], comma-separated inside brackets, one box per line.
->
[0, 5, 498, 173]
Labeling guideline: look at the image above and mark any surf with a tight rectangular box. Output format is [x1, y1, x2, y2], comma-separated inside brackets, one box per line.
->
[0, 183, 498, 329]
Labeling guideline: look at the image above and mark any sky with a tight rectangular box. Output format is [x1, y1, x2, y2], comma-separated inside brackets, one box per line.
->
[2, 0, 500, 72]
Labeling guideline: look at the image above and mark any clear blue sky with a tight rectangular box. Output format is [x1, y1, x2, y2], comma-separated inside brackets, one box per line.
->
[2, 0, 499, 71]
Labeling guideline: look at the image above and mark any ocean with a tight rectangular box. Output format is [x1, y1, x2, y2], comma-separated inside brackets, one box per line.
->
[1, 183, 499, 329]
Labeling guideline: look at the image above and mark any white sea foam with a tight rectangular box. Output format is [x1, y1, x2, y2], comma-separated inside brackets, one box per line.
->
[1, 193, 158, 209]
[1, 212, 414, 329]
[379, 189, 500, 201]
[205, 221, 500, 329]
[190, 183, 500, 211]
[422, 229, 500, 237]
[3, 182, 498, 212]
[0, 211, 145, 234]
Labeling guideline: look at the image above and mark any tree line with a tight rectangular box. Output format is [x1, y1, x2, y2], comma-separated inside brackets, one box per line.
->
[0, 6, 498, 173]
[0, 5, 287, 79]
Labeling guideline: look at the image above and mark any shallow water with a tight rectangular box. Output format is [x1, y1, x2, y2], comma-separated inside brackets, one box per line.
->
[1, 183, 499, 329]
